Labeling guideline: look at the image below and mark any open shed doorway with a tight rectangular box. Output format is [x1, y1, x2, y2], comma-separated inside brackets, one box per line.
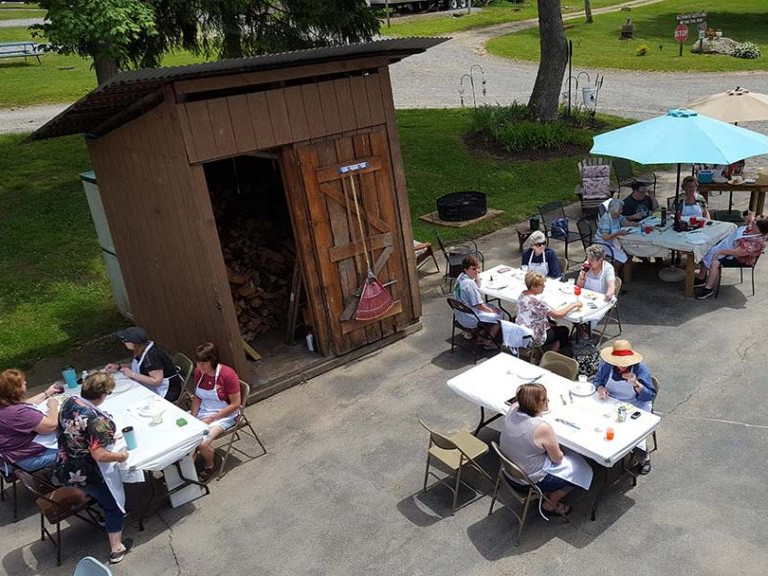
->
[202, 153, 317, 390]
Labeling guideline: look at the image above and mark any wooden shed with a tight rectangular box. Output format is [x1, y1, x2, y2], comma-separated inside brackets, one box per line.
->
[33, 38, 445, 398]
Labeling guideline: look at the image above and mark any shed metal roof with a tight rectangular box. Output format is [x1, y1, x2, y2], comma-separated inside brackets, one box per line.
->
[31, 37, 446, 141]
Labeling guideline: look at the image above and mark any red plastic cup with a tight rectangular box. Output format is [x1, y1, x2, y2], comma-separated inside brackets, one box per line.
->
[606, 427, 615, 441]
[689, 216, 697, 225]
[574, 285, 582, 296]
[645, 225, 652, 234]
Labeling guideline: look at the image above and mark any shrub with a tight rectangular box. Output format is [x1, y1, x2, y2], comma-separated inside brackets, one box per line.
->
[470, 104, 592, 152]
[733, 42, 761, 59]
[636, 44, 649, 56]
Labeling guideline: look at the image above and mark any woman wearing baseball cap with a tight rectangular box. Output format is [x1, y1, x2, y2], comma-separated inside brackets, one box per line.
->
[105, 326, 182, 402]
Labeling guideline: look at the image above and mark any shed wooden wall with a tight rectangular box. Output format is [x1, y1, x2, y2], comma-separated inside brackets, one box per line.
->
[87, 87, 248, 375]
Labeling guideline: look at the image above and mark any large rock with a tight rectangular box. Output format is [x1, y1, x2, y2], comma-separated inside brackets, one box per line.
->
[691, 37, 740, 55]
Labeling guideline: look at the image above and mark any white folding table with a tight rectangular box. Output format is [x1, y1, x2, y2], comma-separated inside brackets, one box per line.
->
[447, 353, 660, 519]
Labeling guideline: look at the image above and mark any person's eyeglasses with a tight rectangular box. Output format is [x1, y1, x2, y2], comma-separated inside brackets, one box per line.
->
[542, 397, 549, 403]
[533, 242, 546, 247]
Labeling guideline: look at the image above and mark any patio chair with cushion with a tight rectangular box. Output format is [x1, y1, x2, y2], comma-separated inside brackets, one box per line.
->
[436, 235, 484, 288]
[15, 469, 102, 566]
[539, 351, 580, 381]
[613, 157, 656, 195]
[215, 380, 267, 480]
[413, 240, 439, 273]
[488, 441, 551, 545]
[715, 252, 762, 298]
[171, 352, 194, 410]
[447, 298, 500, 364]
[574, 158, 617, 216]
[539, 201, 583, 265]
[419, 419, 493, 515]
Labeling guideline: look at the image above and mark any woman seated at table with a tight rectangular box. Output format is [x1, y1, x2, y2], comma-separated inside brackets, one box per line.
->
[500, 383, 592, 516]
[675, 176, 711, 220]
[0, 369, 62, 471]
[576, 245, 616, 301]
[595, 198, 637, 273]
[55, 372, 132, 564]
[191, 342, 241, 482]
[520, 230, 562, 279]
[515, 271, 583, 354]
[105, 326, 182, 403]
[594, 340, 656, 475]
[453, 254, 505, 347]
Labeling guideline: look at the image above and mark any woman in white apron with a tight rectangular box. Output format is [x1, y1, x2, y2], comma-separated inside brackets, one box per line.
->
[594, 340, 656, 474]
[575, 244, 617, 338]
[594, 198, 637, 271]
[106, 326, 182, 402]
[500, 383, 593, 516]
[190, 342, 241, 482]
[677, 176, 711, 219]
[520, 230, 562, 279]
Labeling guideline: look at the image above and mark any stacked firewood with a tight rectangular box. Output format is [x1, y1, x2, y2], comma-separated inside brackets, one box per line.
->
[221, 220, 295, 342]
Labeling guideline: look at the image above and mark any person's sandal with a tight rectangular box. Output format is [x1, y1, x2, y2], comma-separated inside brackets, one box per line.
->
[639, 458, 652, 475]
[543, 502, 572, 516]
[109, 537, 134, 564]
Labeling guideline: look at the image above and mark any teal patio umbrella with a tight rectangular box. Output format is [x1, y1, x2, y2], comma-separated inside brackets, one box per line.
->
[590, 108, 768, 205]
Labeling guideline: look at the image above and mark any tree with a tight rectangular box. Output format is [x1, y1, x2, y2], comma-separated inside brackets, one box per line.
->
[527, 0, 568, 122]
[584, 0, 593, 24]
[34, 0, 380, 85]
[35, 0, 157, 85]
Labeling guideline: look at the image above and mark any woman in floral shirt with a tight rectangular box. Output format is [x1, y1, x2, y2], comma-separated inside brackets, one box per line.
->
[55, 372, 133, 564]
[515, 271, 583, 354]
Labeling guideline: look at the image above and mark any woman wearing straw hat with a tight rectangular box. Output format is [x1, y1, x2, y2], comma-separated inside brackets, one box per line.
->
[520, 230, 562, 279]
[594, 339, 656, 474]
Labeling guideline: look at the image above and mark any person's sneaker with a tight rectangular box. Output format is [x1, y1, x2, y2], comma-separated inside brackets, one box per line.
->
[694, 277, 707, 287]
[695, 287, 714, 300]
[109, 537, 134, 564]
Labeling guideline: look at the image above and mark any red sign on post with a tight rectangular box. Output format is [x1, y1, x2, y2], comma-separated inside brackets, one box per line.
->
[675, 24, 689, 43]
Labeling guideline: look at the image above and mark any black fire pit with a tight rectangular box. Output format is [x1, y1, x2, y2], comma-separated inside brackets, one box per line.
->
[436, 191, 487, 222]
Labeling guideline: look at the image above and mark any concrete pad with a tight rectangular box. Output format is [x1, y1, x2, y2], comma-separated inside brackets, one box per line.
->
[3, 180, 768, 574]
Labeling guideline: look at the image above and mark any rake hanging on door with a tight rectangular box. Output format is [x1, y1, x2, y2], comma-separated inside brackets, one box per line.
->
[339, 161, 395, 322]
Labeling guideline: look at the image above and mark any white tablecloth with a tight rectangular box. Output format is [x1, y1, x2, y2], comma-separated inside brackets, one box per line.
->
[42, 374, 209, 508]
[478, 265, 615, 325]
[619, 218, 736, 263]
[446, 354, 660, 466]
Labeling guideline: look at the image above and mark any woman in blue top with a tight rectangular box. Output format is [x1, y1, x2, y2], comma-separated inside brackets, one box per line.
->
[593, 339, 656, 475]
[595, 198, 637, 271]
[520, 230, 562, 279]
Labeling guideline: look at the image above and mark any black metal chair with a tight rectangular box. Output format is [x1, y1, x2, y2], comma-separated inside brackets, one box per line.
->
[715, 252, 762, 298]
[0, 454, 20, 522]
[539, 201, 583, 265]
[576, 216, 615, 262]
[435, 235, 484, 288]
[447, 298, 499, 364]
[613, 157, 656, 195]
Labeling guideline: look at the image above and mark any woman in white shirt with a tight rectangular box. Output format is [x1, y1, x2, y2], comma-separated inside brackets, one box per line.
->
[676, 176, 711, 219]
[576, 245, 616, 301]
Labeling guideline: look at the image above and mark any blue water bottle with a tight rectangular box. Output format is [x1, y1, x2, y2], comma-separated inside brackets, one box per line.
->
[122, 426, 137, 451]
[62, 366, 78, 389]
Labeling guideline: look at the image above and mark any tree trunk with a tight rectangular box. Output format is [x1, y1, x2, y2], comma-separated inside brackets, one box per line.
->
[94, 54, 119, 85]
[527, 0, 568, 122]
[584, 0, 593, 23]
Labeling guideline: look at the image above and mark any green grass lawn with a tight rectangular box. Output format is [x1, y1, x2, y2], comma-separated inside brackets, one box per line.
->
[0, 8, 43, 19]
[488, 0, 768, 72]
[0, 26, 210, 107]
[383, 0, 626, 37]
[1, 108, 627, 368]
[0, 134, 125, 369]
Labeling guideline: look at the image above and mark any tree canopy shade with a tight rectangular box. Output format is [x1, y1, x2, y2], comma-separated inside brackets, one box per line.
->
[34, 0, 381, 84]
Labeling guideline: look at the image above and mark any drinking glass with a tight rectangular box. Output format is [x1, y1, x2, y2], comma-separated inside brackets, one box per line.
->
[606, 427, 615, 441]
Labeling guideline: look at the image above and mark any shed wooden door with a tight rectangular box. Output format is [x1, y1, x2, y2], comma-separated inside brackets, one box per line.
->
[288, 130, 410, 355]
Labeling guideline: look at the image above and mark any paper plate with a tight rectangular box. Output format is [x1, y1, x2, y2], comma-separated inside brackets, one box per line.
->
[570, 383, 596, 396]
[517, 366, 543, 381]
[486, 283, 508, 290]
